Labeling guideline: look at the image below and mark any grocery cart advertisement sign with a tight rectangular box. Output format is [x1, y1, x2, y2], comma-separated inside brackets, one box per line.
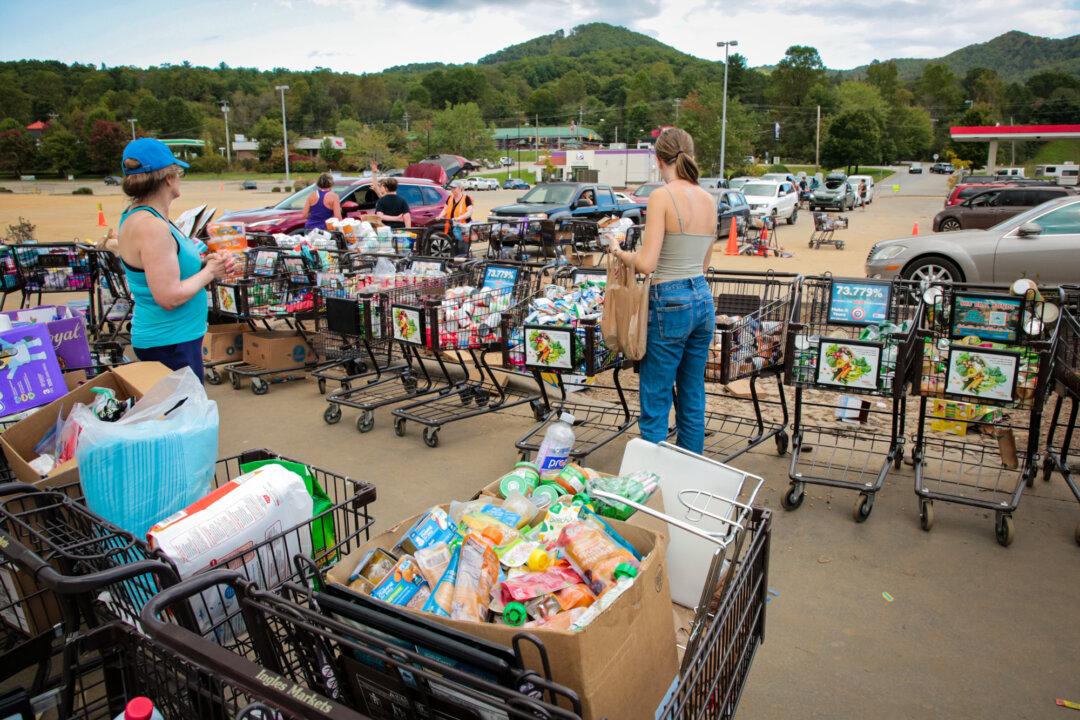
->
[816, 338, 880, 390]
[524, 325, 575, 370]
[215, 284, 240, 315]
[950, 293, 1022, 343]
[827, 279, 890, 325]
[0, 323, 65, 416]
[411, 260, 446, 275]
[945, 346, 1018, 402]
[392, 305, 425, 345]
[481, 265, 520, 293]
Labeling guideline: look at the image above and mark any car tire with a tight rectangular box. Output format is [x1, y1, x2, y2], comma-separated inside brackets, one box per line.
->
[901, 256, 963, 285]
[939, 218, 961, 232]
[787, 207, 798, 225]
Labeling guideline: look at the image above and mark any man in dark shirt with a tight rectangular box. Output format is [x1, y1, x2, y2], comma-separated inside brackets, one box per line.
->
[374, 177, 411, 229]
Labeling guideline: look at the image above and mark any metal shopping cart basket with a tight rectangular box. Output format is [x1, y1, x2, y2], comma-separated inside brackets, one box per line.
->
[390, 260, 548, 448]
[9, 243, 94, 309]
[807, 212, 848, 250]
[911, 281, 1057, 546]
[487, 219, 561, 262]
[782, 275, 923, 522]
[1041, 285, 1080, 545]
[702, 270, 799, 464]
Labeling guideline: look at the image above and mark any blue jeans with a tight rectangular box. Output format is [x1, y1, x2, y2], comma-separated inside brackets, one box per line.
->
[134, 336, 205, 383]
[639, 276, 715, 453]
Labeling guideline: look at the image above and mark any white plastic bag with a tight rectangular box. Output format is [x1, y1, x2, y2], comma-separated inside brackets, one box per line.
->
[74, 367, 219, 538]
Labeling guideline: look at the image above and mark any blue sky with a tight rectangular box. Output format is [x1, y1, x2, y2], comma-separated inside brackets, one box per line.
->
[2, 0, 1078, 72]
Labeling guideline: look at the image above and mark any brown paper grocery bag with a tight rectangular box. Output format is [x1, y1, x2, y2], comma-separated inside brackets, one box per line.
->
[601, 252, 649, 360]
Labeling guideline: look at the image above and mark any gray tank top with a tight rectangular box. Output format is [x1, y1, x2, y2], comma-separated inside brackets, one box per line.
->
[652, 186, 715, 284]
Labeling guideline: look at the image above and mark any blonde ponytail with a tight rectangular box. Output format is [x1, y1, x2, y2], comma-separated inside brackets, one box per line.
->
[655, 127, 699, 184]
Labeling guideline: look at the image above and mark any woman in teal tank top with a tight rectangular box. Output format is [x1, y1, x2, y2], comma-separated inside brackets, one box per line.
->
[117, 138, 234, 382]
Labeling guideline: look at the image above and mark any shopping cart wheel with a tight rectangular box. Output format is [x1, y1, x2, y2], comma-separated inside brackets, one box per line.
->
[530, 399, 547, 422]
[318, 377, 327, 395]
[460, 387, 475, 405]
[919, 500, 934, 531]
[205, 367, 221, 385]
[323, 404, 342, 425]
[251, 378, 269, 396]
[394, 418, 407, 437]
[774, 431, 789, 456]
[357, 410, 375, 434]
[995, 514, 1014, 547]
[230, 373, 242, 390]
[836, 241, 845, 250]
[423, 427, 440, 448]
[780, 483, 804, 510]
[474, 389, 490, 407]
[1041, 457, 1054, 482]
[402, 374, 418, 394]
[852, 493, 873, 523]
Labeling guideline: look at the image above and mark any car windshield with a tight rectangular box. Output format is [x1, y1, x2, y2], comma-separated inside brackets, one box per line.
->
[728, 178, 748, 189]
[742, 183, 778, 197]
[274, 183, 356, 210]
[824, 177, 846, 189]
[520, 185, 576, 204]
[634, 183, 661, 197]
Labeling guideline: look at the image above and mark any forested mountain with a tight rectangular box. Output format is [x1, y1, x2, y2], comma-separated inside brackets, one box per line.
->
[0, 23, 1076, 179]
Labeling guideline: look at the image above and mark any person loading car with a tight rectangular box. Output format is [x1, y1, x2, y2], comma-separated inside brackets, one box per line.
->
[436, 183, 474, 254]
[373, 176, 411, 229]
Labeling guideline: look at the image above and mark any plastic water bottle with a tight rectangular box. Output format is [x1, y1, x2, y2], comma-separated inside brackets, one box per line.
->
[536, 413, 576, 480]
[114, 697, 164, 720]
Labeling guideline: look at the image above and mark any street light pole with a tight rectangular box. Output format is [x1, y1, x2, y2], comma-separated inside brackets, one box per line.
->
[220, 101, 231, 165]
[274, 85, 290, 182]
[126, 118, 137, 140]
[716, 40, 738, 178]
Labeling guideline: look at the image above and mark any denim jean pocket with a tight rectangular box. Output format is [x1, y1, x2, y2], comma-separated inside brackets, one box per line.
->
[656, 301, 693, 341]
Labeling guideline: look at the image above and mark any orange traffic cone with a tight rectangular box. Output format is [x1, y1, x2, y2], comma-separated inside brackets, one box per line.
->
[96, 203, 107, 228]
[724, 218, 739, 256]
[760, 222, 769, 242]
[911, 222, 919, 236]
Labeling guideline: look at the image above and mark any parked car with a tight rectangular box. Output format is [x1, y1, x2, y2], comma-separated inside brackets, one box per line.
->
[908, 163, 923, 174]
[848, 174, 876, 205]
[217, 176, 450, 234]
[866, 195, 1080, 285]
[614, 192, 635, 204]
[449, 179, 467, 190]
[760, 172, 796, 185]
[727, 176, 751, 191]
[629, 181, 664, 204]
[707, 189, 751, 239]
[241, 180, 258, 190]
[811, 172, 855, 212]
[994, 167, 1026, 178]
[932, 185, 1076, 231]
[930, 162, 955, 174]
[468, 177, 498, 191]
[490, 182, 644, 224]
[698, 177, 729, 189]
[103, 175, 121, 186]
[944, 182, 1010, 207]
[502, 178, 530, 190]
[846, 179, 864, 207]
[741, 180, 799, 224]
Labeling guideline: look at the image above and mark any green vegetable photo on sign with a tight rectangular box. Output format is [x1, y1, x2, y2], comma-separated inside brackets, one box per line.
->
[525, 326, 574, 370]
[815, 339, 881, 390]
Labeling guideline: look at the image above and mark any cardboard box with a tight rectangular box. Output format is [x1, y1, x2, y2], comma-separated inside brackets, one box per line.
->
[0, 305, 93, 371]
[0, 361, 172, 489]
[243, 331, 313, 371]
[202, 323, 250, 364]
[0, 324, 66, 417]
[327, 511, 677, 720]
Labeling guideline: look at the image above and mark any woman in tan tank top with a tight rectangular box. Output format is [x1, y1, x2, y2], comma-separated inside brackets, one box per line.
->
[608, 128, 717, 452]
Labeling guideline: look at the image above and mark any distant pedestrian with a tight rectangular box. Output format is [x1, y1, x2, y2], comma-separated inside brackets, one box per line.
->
[302, 172, 342, 230]
[858, 179, 868, 210]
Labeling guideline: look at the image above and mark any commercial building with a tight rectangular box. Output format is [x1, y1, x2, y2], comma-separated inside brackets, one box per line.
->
[493, 125, 601, 150]
[541, 146, 657, 188]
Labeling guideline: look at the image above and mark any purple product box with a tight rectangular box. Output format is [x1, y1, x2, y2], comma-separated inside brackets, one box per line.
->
[0, 323, 66, 416]
[0, 306, 93, 371]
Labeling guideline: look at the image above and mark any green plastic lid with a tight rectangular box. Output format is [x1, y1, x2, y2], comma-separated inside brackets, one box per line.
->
[503, 601, 528, 627]
[514, 461, 540, 474]
[532, 485, 562, 506]
[613, 562, 638, 580]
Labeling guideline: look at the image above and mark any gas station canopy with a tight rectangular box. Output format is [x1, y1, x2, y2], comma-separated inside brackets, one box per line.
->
[950, 124, 1080, 172]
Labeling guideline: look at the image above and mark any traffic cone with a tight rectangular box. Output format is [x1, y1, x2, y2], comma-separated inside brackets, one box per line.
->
[760, 222, 769, 242]
[724, 218, 739, 256]
[911, 222, 919, 236]
[96, 203, 107, 228]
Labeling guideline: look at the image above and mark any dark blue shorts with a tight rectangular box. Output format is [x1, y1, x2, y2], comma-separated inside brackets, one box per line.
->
[133, 336, 204, 383]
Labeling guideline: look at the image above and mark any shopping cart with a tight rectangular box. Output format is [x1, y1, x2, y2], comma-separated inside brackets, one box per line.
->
[390, 261, 548, 448]
[412, 220, 496, 259]
[507, 265, 637, 463]
[1041, 285, 1080, 545]
[741, 216, 780, 257]
[911, 282, 1057, 545]
[72, 244, 133, 347]
[702, 270, 799, 464]
[807, 212, 848, 250]
[783, 275, 923, 522]
[567, 219, 641, 266]
[487, 219, 561, 262]
[0, 245, 22, 310]
[9, 243, 94, 309]
[321, 258, 464, 432]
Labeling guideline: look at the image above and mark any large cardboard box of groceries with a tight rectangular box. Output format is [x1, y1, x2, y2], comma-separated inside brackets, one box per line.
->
[202, 322, 250, 364]
[327, 507, 678, 720]
[243, 331, 312, 371]
[0, 361, 172, 490]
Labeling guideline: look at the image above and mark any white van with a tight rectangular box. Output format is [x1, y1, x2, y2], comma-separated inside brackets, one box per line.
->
[848, 175, 876, 204]
[994, 167, 1025, 178]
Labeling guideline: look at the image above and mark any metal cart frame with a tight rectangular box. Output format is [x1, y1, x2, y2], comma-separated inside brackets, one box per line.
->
[807, 212, 848, 250]
[1041, 285, 1080, 545]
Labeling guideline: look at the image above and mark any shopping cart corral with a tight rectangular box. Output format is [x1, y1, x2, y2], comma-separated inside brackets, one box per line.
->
[912, 282, 1057, 545]
[507, 265, 638, 463]
[703, 270, 799, 464]
[783, 276, 923, 522]
[390, 260, 548, 448]
[1042, 285, 1080, 545]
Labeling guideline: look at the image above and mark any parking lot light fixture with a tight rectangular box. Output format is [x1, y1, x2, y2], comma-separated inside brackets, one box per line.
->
[716, 40, 738, 178]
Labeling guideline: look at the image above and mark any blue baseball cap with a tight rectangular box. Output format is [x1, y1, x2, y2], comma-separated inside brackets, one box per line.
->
[121, 138, 190, 176]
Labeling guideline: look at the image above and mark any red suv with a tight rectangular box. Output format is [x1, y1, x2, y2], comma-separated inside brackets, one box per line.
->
[944, 182, 1010, 207]
[217, 176, 450, 234]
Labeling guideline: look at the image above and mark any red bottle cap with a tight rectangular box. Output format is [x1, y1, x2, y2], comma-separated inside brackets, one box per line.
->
[125, 697, 155, 720]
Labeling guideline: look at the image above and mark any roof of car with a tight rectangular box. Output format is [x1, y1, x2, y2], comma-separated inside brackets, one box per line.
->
[334, 175, 439, 186]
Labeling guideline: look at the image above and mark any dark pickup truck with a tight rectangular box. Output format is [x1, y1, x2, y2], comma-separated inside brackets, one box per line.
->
[489, 182, 645, 224]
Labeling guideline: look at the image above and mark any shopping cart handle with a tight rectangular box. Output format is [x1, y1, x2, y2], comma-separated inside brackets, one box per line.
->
[0, 481, 44, 498]
[588, 490, 736, 546]
[140, 568, 249, 632]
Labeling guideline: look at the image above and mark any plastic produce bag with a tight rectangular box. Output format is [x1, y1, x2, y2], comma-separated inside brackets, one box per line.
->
[74, 367, 218, 538]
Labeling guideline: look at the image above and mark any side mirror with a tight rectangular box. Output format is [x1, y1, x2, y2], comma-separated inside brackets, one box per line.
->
[516, 196, 525, 203]
[718, 203, 731, 213]
[1017, 222, 1042, 237]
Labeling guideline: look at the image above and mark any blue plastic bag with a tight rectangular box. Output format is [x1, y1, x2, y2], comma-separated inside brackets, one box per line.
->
[75, 367, 218, 538]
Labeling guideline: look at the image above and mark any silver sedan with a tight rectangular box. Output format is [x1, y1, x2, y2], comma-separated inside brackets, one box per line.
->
[865, 196, 1080, 285]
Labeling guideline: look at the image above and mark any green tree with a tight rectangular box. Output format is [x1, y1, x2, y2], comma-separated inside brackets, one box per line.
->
[0, 73, 32, 124]
[914, 64, 963, 112]
[40, 127, 82, 177]
[865, 60, 899, 105]
[525, 88, 558, 120]
[341, 124, 403, 170]
[768, 46, 825, 107]
[0, 124, 36, 175]
[430, 103, 494, 159]
[948, 104, 996, 164]
[319, 137, 343, 168]
[680, 89, 757, 176]
[822, 110, 881, 171]
[251, 116, 284, 162]
[160, 96, 202, 136]
[87, 119, 127, 174]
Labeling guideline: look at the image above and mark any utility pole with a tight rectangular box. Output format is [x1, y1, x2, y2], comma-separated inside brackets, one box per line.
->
[403, 111, 409, 133]
[716, 40, 738, 178]
[674, 98, 681, 125]
[126, 118, 137, 140]
[815, 105, 821, 171]
[274, 85, 290, 182]
[220, 101, 231, 164]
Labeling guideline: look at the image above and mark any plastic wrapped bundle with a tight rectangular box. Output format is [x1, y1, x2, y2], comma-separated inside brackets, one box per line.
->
[74, 368, 219, 538]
